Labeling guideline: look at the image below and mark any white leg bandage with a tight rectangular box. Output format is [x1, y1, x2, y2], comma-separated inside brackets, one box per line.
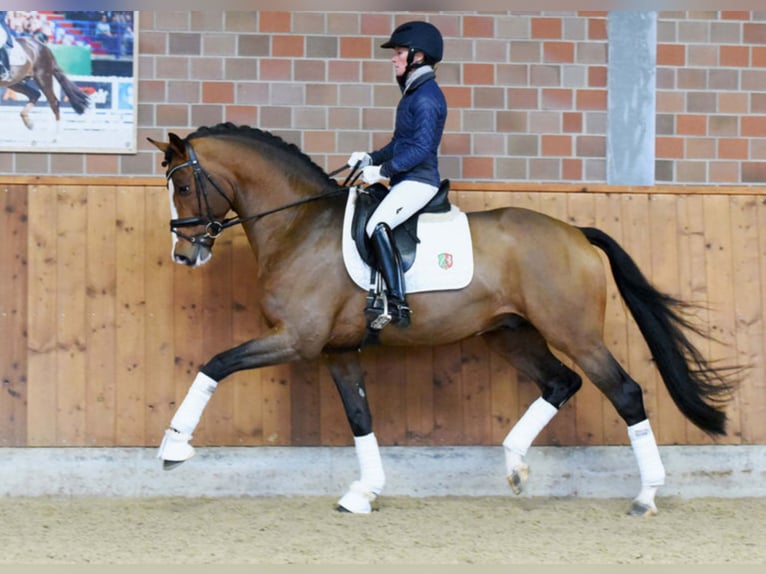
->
[628, 419, 665, 486]
[503, 397, 558, 471]
[170, 371, 219, 434]
[158, 372, 218, 463]
[628, 419, 665, 508]
[354, 432, 385, 494]
[337, 432, 385, 514]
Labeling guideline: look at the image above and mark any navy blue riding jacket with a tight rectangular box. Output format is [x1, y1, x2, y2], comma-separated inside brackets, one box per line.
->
[1, 12, 13, 47]
[369, 69, 447, 188]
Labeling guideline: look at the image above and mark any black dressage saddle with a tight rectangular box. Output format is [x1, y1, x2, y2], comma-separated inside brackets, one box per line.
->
[351, 179, 451, 272]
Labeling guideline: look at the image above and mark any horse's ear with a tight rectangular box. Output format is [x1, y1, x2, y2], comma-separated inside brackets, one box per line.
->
[168, 132, 186, 156]
[147, 133, 185, 156]
[147, 136, 169, 153]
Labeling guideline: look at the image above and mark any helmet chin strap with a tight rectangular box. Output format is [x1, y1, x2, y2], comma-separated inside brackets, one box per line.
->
[398, 47, 425, 90]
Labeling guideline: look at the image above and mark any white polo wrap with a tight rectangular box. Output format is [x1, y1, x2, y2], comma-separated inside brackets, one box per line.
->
[354, 432, 385, 494]
[169, 371, 219, 435]
[503, 397, 558, 457]
[628, 419, 666, 487]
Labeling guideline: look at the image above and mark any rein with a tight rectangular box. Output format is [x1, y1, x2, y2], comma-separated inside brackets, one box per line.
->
[167, 141, 355, 244]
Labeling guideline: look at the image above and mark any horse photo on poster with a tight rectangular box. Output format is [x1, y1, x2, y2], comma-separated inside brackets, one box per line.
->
[0, 10, 137, 153]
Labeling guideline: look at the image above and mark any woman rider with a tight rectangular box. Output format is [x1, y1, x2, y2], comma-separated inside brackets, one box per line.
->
[347, 21, 447, 329]
[0, 11, 14, 80]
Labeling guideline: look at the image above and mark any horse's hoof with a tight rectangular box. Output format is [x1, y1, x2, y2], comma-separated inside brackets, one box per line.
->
[157, 428, 195, 466]
[507, 464, 529, 495]
[162, 459, 186, 471]
[627, 501, 658, 517]
[21, 115, 33, 130]
[336, 481, 379, 514]
[336, 502, 379, 514]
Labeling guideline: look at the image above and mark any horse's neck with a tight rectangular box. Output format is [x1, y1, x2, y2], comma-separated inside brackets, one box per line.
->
[239, 180, 340, 268]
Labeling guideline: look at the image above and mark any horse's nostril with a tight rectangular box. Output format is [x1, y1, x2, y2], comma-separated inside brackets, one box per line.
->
[174, 253, 193, 266]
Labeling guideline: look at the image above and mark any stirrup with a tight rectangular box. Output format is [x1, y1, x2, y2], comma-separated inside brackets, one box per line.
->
[364, 272, 411, 330]
[365, 290, 391, 331]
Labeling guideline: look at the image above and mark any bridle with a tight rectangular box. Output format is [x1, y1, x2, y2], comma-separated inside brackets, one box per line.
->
[165, 140, 356, 246]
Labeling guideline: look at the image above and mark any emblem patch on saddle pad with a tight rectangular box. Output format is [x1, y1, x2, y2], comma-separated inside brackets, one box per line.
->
[342, 187, 474, 293]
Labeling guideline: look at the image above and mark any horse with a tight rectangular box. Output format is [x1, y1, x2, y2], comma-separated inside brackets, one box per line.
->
[148, 122, 737, 516]
[0, 36, 89, 130]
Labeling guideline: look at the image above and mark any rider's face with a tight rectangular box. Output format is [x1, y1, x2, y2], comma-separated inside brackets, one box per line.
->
[391, 47, 423, 77]
[391, 47, 409, 77]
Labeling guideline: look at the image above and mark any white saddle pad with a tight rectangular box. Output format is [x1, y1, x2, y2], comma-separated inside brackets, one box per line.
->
[342, 187, 474, 294]
[6, 43, 26, 67]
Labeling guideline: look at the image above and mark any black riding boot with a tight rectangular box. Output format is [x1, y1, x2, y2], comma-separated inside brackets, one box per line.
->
[0, 48, 9, 80]
[369, 222, 411, 328]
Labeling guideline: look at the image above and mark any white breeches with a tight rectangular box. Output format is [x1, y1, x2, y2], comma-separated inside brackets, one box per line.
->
[365, 180, 438, 236]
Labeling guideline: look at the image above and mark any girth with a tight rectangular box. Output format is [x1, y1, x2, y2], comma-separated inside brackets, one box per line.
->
[351, 179, 451, 271]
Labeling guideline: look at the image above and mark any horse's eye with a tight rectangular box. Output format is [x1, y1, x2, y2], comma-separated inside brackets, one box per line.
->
[178, 185, 191, 196]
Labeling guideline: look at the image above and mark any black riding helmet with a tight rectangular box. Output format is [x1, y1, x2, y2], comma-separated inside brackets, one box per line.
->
[381, 20, 444, 66]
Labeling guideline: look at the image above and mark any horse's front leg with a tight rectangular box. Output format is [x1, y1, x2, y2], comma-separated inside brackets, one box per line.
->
[9, 78, 42, 130]
[325, 350, 385, 514]
[158, 330, 302, 469]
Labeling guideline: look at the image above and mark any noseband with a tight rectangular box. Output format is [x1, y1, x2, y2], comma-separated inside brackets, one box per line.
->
[166, 141, 350, 246]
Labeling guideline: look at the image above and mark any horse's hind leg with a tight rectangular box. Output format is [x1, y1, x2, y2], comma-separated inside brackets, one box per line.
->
[575, 345, 665, 516]
[324, 350, 384, 514]
[482, 317, 583, 494]
[33, 73, 60, 122]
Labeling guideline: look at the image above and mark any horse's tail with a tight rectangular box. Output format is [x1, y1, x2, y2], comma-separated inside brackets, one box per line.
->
[52, 65, 89, 115]
[580, 226, 738, 436]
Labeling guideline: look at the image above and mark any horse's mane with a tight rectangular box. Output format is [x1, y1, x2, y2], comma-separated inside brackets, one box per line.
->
[185, 122, 340, 189]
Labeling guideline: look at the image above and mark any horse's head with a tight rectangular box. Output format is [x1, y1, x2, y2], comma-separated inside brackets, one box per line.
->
[149, 132, 235, 267]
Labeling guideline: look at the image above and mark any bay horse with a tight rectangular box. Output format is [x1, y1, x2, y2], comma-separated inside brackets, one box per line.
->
[149, 123, 736, 516]
[0, 37, 89, 129]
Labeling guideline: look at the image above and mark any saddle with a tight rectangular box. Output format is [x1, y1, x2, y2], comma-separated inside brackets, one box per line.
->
[351, 179, 452, 272]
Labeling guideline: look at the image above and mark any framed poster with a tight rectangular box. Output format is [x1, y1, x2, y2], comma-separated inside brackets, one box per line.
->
[0, 10, 137, 153]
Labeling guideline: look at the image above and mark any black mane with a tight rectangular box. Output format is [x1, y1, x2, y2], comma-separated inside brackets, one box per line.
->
[185, 122, 340, 189]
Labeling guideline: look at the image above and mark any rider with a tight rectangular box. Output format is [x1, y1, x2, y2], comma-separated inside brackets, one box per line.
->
[0, 11, 13, 81]
[347, 21, 448, 329]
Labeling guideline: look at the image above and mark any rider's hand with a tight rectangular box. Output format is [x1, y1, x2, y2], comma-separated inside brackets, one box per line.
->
[347, 151, 372, 169]
[362, 165, 384, 185]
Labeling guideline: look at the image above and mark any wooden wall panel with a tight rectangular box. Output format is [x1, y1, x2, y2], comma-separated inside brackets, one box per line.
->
[0, 186, 27, 446]
[703, 196, 741, 444]
[85, 185, 117, 445]
[143, 185, 177, 445]
[751, 199, 766, 443]
[3, 181, 765, 448]
[55, 186, 89, 445]
[731, 196, 764, 443]
[26, 186, 59, 445]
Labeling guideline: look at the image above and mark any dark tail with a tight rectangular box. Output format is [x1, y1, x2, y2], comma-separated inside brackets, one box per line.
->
[580, 226, 738, 435]
[52, 67, 89, 115]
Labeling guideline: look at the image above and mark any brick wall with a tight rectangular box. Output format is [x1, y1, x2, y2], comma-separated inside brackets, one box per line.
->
[1, 10, 764, 184]
[656, 11, 766, 183]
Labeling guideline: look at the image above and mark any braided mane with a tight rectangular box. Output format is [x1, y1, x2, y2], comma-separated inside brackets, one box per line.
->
[185, 122, 338, 189]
